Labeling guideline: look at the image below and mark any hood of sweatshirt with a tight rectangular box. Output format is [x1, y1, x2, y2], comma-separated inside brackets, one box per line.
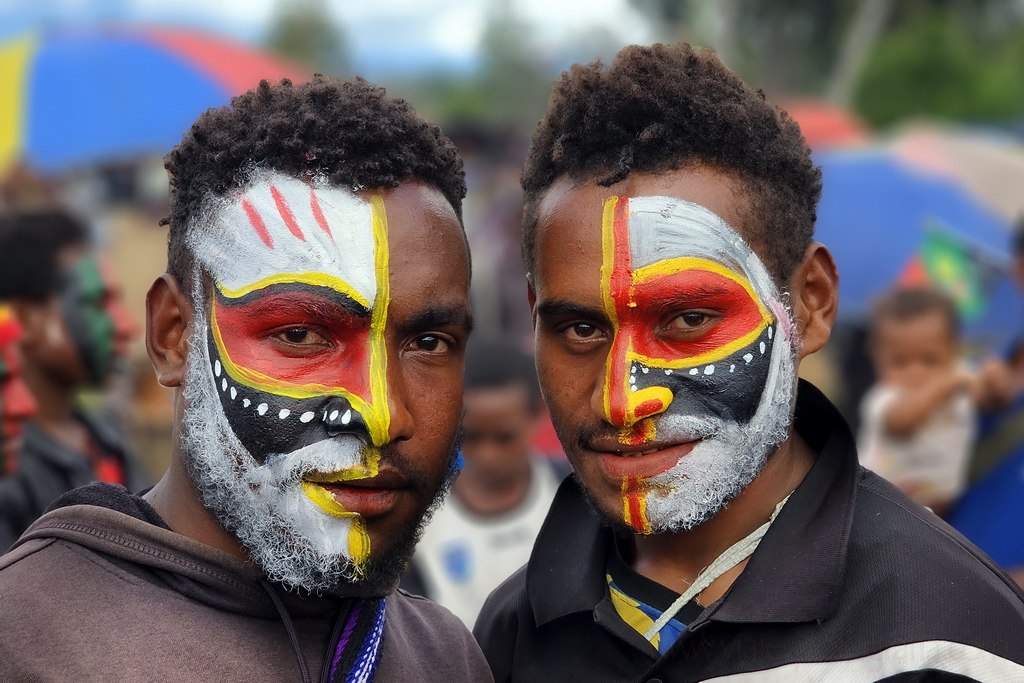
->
[12, 482, 342, 620]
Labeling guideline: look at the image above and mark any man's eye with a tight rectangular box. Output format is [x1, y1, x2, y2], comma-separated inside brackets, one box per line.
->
[669, 311, 711, 329]
[411, 334, 450, 353]
[275, 328, 326, 346]
[563, 322, 606, 343]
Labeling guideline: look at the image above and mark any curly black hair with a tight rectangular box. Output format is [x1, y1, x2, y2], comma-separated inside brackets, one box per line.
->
[163, 75, 466, 288]
[521, 43, 821, 284]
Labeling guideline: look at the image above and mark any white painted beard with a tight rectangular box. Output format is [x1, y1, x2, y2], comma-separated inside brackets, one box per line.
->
[639, 322, 799, 533]
[179, 304, 379, 593]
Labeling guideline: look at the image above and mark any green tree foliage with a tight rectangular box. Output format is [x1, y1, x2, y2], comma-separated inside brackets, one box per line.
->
[853, 6, 1024, 126]
[265, 0, 349, 75]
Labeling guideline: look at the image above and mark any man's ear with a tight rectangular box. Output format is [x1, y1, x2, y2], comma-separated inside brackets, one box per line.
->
[789, 242, 839, 359]
[146, 274, 193, 388]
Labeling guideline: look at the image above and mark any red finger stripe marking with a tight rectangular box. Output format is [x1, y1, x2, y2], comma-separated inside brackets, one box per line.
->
[242, 199, 274, 248]
[309, 191, 333, 238]
[270, 186, 306, 241]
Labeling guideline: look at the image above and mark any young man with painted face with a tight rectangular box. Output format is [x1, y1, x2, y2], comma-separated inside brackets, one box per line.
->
[474, 44, 1024, 681]
[0, 77, 491, 682]
[0, 210, 144, 550]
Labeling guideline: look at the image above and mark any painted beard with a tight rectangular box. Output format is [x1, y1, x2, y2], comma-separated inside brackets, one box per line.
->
[180, 299, 457, 596]
[619, 322, 797, 533]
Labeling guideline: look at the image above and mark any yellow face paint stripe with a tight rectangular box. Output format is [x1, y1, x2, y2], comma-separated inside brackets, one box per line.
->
[600, 196, 622, 423]
[300, 482, 371, 567]
[0, 34, 35, 178]
[366, 196, 391, 447]
[631, 256, 772, 321]
[216, 271, 371, 309]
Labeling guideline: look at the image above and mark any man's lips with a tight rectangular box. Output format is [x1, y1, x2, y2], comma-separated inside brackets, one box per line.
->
[302, 468, 409, 518]
[591, 440, 702, 481]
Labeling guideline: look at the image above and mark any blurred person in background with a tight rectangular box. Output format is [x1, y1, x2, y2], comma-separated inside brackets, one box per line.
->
[0, 306, 39, 549]
[858, 287, 975, 516]
[0, 210, 145, 550]
[474, 42, 1024, 682]
[406, 339, 561, 627]
[0, 77, 490, 681]
[948, 222, 1024, 588]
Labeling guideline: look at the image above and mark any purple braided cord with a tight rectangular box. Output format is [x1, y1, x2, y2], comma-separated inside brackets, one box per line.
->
[328, 600, 364, 681]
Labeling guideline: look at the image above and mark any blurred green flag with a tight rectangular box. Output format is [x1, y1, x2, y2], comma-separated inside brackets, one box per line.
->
[898, 224, 1002, 322]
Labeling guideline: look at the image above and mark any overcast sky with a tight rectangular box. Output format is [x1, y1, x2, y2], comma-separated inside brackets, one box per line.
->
[3, 0, 654, 75]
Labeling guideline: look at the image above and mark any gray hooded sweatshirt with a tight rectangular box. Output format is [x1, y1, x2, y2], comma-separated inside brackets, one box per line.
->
[0, 484, 492, 682]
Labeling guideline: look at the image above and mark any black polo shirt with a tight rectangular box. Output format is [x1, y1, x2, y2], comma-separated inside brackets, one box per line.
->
[474, 381, 1024, 682]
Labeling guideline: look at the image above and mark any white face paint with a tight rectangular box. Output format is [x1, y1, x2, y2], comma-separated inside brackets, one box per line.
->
[179, 170, 395, 588]
[192, 170, 377, 303]
[599, 195, 798, 534]
[179, 302, 372, 590]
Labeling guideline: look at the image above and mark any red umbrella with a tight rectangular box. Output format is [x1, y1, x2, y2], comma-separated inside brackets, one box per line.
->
[783, 99, 868, 150]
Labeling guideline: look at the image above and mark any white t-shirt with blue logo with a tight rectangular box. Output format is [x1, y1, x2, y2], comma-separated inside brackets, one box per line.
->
[412, 457, 560, 628]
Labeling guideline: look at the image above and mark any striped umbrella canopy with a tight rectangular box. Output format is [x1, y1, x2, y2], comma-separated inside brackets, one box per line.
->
[0, 25, 307, 175]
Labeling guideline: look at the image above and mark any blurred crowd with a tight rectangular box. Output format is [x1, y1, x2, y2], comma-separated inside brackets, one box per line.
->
[1, 145, 1023, 625]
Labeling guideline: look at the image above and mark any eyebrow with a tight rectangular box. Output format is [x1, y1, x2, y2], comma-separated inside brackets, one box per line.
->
[535, 299, 607, 321]
[217, 283, 369, 317]
[395, 304, 474, 336]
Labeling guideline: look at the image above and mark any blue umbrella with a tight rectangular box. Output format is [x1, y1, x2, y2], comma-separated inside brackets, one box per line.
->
[0, 25, 306, 174]
[814, 149, 1021, 351]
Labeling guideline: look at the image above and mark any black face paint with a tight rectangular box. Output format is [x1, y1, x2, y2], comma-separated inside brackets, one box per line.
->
[206, 335, 375, 462]
[626, 324, 775, 425]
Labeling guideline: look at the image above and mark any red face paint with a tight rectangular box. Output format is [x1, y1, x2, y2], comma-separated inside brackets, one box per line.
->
[0, 316, 38, 473]
[211, 286, 373, 400]
[601, 196, 772, 430]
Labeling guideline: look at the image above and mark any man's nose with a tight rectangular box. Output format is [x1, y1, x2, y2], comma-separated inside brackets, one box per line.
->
[382, 363, 414, 448]
[594, 334, 673, 429]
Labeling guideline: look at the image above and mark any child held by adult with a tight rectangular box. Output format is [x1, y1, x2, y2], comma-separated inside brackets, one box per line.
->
[858, 287, 991, 516]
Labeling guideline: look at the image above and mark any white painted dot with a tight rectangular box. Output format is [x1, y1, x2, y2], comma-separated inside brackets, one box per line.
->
[229, 386, 237, 400]
[631, 366, 637, 374]
[257, 403, 268, 415]
[767, 326, 773, 339]
[300, 411, 316, 423]
[242, 398, 251, 408]
[704, 365, 715, 375]
[221, 378, 228, 392]
[214, 360, 221, 377]
[341, 409, 352, 425]
[329, 410, 340, 421]
[323, 411, 328, 422]
[760, 341, 766, 354]
[743, 353, 754, 364]
[729, 365, 735, 373]
[278, 409, 290, 419]
[665, 369, 673, 375]
[629, 376, 636, 385]
[630, 385, 638, 392]
[641, 366, 649, 374]
[689, 368, 699, 376]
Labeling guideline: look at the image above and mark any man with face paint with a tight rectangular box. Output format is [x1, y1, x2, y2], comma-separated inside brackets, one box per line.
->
[0, 210, 144, 550]
[0, 77, 491, 682]
[474, 44, 1024, 682]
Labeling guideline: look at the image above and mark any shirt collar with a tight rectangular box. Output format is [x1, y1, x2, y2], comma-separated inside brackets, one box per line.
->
[526, 380, 859, 627]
